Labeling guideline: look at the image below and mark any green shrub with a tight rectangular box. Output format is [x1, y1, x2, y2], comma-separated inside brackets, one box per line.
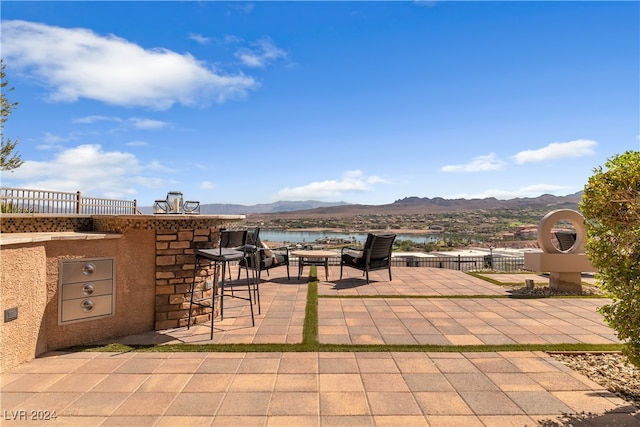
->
[581, 150, 640, 367]
[1, 202, 34, 213]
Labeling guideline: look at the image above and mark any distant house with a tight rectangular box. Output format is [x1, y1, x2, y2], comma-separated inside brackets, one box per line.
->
[514, 224, 538, 239]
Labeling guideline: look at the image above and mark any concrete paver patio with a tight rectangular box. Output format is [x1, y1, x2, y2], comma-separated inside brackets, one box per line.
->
[2, 267, 638, 426]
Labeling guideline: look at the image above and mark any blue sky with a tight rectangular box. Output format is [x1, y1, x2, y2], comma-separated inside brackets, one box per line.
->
[1, 1, 638, 207]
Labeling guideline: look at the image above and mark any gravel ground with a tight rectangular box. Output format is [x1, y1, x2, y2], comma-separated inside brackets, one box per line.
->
[507, 284, 604, 297]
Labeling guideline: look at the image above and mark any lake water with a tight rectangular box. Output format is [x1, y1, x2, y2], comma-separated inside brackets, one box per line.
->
[259, 230, 439, 244]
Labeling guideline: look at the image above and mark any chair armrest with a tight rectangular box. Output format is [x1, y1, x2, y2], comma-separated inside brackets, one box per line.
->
[341, 246, 359, 255]
[257, 246, 289, 258]
[238, 244, 257, 254]
[341, 247, 363, 259]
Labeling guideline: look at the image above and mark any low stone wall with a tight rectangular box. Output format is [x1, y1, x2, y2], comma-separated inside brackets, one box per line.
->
[154, 227, 219, 330]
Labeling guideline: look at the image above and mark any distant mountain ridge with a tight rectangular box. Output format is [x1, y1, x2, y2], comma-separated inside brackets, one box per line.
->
[389, 192, 582, 210]
[140, 192, 582, 215]
[198, 200, 350, 214]
[245, 192, 583, 219]
[139, 200, 349, 214]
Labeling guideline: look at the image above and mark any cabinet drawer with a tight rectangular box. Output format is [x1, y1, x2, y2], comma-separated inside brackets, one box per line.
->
[61, 258, 114, 283]
[62, 279, 113, 301]
[60, 295, 114, 323]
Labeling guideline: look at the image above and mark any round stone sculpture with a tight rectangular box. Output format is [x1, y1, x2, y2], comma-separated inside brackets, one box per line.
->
[537, 209, 586, 254]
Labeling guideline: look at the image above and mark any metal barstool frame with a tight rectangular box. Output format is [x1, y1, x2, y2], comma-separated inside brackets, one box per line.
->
[187, 230, 257, 340]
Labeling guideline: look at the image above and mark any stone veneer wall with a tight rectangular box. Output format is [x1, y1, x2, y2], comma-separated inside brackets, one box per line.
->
[92, 216, 242, 330]
[154, 227, 220, 330]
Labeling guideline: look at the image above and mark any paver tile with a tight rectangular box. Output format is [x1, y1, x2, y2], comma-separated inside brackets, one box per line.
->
[425, 415, 483, 427]
[367, 392, 421, 416]
[90, 373, 150, 392]
[361, 373, 410, 392]
[155, 416, 213, 426]
[458, 391, 524, 415]
[63, 392, 130, 416]
[43, 373, 107, 392]
[506, 391, 574, 415]
[320, 392, 370, 416]
[216, 392, 272, 416]
[372, 415, 429, 426]
[268, 392, 319, 415]
[99, 415, 159, 426]
[414, 391, 473, 415]
[165, 392, 224, 416]
[228, 373, 276, 391]
[319, 374, 364, 392]
[445, 373, 500, 391]
[266, 415, 320, 426]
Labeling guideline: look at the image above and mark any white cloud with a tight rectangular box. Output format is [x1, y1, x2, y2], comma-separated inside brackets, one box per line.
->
[188, 33, 211, 45]
[128, 118, 169, 130]
[221, 35, 243, 45]
[72, 115, 119, 124]
[441, 153, 506, 173]
[1, 20, 258, 110]
[4, 144, 170, 198]
[125, 141, 149, 147]
[235, 37, 288, 68]
[35, 132, 74, 151]
[227, 3, 255, 15]
[73, 115, 169, 130]
[413, 1, 438, 7]
[512, 139, 597, 164]
[274, 170, 389, 200]
[42, 132, 69, 144]
[449, 184, 571, 200]
[200, 181, 216, 190]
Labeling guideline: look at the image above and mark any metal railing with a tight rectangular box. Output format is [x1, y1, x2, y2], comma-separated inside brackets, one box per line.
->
[0, 187, 140, 215]
[292, 254, 526, 273]
[390, 255, 525, 272]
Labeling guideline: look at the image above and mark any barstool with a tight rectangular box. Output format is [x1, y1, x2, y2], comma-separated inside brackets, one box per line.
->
[188, 230, 255, 340]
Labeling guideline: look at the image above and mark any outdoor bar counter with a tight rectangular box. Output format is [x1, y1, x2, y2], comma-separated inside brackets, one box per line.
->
[0, 214, 245, 372]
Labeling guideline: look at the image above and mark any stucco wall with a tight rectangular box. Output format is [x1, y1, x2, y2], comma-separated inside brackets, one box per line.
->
[43, 229, 156, 349]
[1, 230, 155, 372]
[1, 245, 48, 372]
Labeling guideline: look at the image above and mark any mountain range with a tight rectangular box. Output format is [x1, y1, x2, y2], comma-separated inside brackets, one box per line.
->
[141, 192, 582, 216]
[139, 200, 348, 215]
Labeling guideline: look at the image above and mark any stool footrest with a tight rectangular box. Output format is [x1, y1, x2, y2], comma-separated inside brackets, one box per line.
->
[191, 297, 215, 307]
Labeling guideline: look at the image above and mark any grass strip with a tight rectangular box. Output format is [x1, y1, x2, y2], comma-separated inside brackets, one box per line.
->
[319, 294, 605, 300]
[302, 267, 319, 346]
[65, 342, 625, 354]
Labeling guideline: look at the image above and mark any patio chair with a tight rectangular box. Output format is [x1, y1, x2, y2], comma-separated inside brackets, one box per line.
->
[340, 233, 396, 284]
[239, 227, 291, 283]
[219, 228, 262, 313]
[187, 229, 255, 339]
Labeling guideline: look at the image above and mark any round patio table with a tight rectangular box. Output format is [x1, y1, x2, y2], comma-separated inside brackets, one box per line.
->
[291, 250, 339, 281]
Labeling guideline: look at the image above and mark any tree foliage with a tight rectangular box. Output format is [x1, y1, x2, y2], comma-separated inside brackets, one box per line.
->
[1, 59, 23, 171]
[580, 150, 640, 367]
